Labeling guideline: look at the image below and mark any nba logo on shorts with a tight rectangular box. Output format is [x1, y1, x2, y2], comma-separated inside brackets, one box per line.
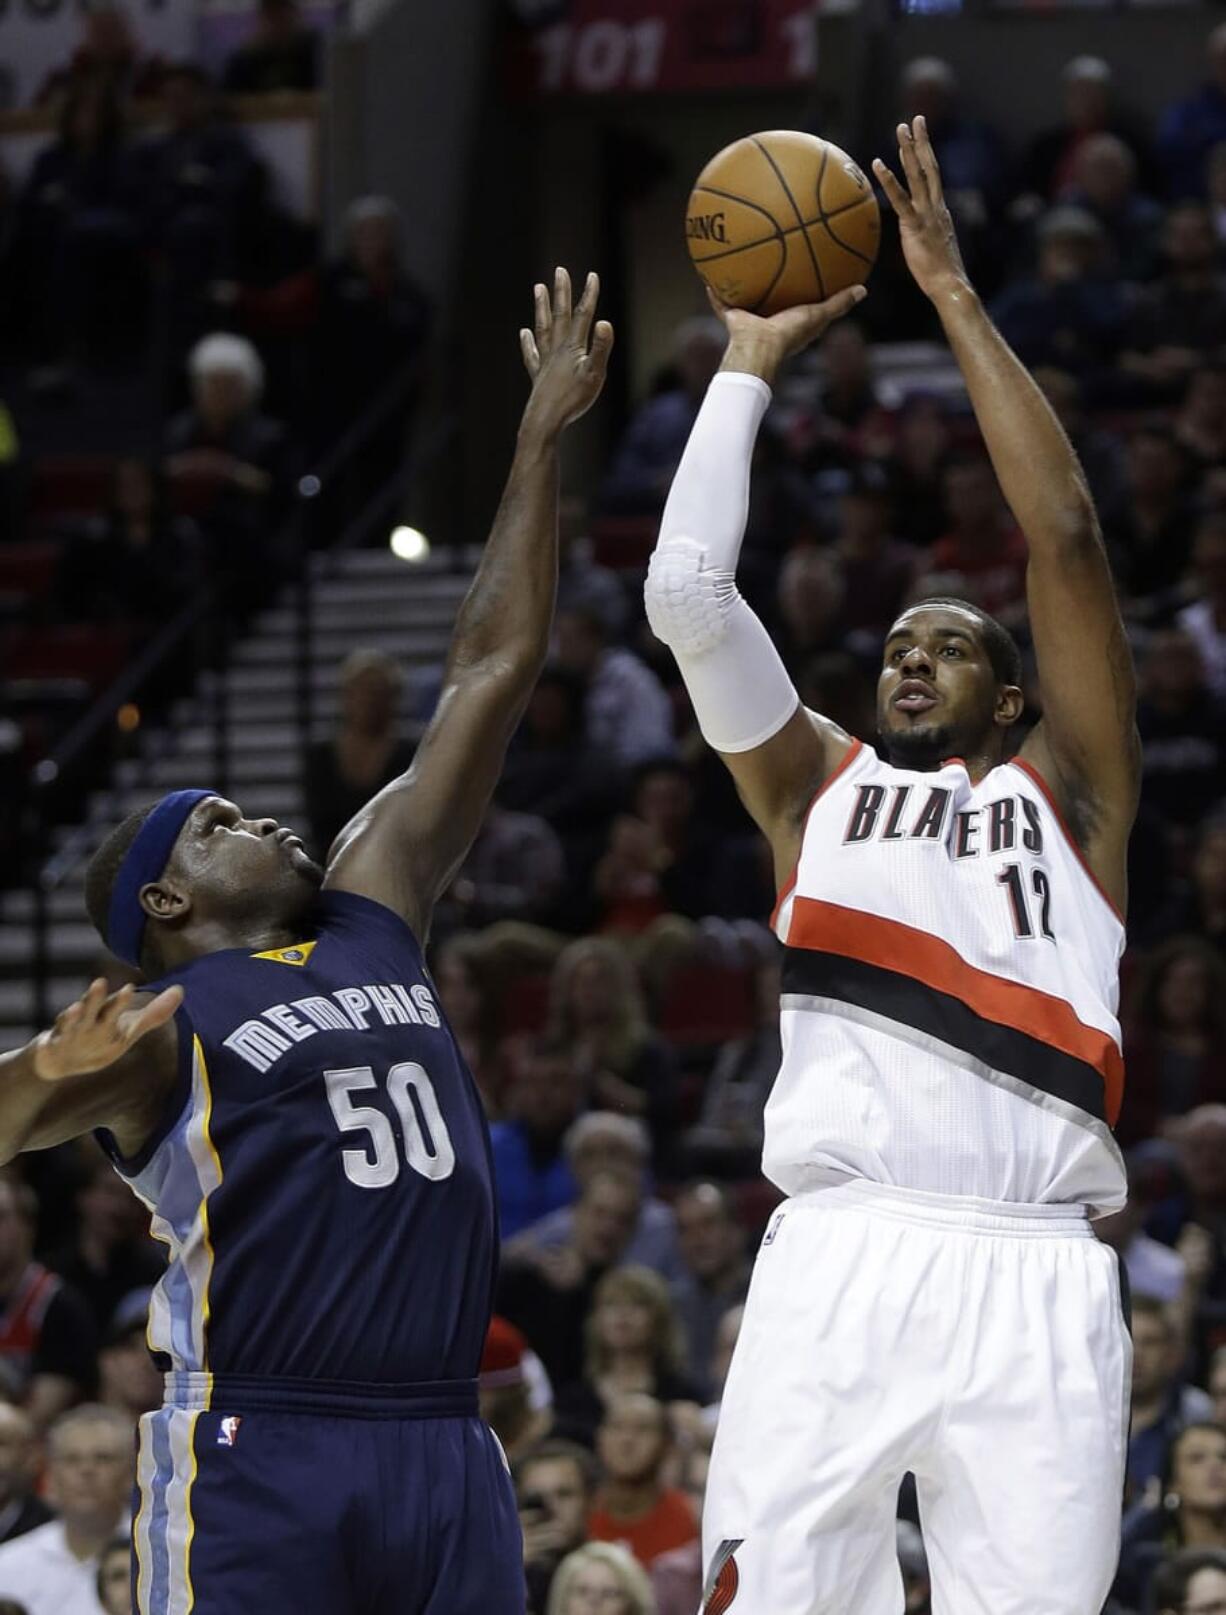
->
[217, 1415, 243, 1448]
[762, 1210, 785, 1247]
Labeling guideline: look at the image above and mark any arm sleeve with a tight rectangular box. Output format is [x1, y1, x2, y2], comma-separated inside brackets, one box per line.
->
[644, 372, 801, 754]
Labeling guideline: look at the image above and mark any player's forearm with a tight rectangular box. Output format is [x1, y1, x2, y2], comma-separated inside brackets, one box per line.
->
[658, 370, 771, 569]
[448, 423, 559, 678]
[933, 284, 1100, 556]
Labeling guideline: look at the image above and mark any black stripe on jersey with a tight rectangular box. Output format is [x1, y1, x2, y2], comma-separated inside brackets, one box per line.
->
[782, 947, 1108, 1125]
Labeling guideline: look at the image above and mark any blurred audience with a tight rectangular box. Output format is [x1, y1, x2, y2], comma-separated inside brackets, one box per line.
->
[222, 0, 319, 94]
[304, 648, 416, 860]
[587, 1393, 698, 1570]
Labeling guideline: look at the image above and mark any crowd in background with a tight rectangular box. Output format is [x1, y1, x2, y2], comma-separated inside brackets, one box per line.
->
[1, 14, 1226, 1615]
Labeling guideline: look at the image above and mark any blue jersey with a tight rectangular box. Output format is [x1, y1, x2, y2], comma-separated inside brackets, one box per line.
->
[100, 891, 498, 1389]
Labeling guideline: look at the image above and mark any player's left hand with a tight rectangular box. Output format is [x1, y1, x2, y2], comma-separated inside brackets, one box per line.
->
[872, 117, 970, 304]
[520, 267, 614, 440]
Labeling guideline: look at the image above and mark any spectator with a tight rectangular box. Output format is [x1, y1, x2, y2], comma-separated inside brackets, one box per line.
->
[1067, 133, 1164, 282]
[1211, 1346, 1226, 1429]
[587, 1393, 698, 1569]
[1154, 816, 1226, 956]
[1177, 516, 1226, 704]
[16, 82, 144, 383]
[682, 957, 782, 1178]
[1135, 632, 1226, 834]
[546, 1542, 655, 1615]
[0, 1177, 96, 1429]
[647, 1444, 709, 1615]
[600, 318, 724, 515]
[887, 393, 954, 549]
[303, 649, 416, 860]
[1127, 1296, 1214, 1503]
[557, 497, 630, 642]
[94, 1537, 129, 1615]
[96, 1292, 160, 1419]
[1102, 426, 1195, 609]
[794, 323, 897, 470]
[509, 1113, 683, 1283]
[0, 1407, 49, 1547]
[431, 935, 504, 1115]
[478, 1317, 553, 1464]
[315, 196, 431, 462]
[35, 2, 165, 107]
[1122, 206, 1226, 404]
[991, 206, 1126, 387]
[54, 459, 202, 628]
[1179, 365, 1226, 477]
[1151, 1549, 1226, 1615]
[1033, 367, 1126, 515]
[827, 461, 918, 635]
[1022, 56, 1153, 205]
[553, 1266, 701, 1449]
[516, 1441, 598, 1615]
[0, 1404, 133, 1615]
[549, 936, 681, 1136]
[668, 1184, 750, 1401]
[771, 547, 847, 677]
[1117, 1424, 1226, 1609]
[498, 1168, 644, 1388]
[163, 331, 293, 586]
[928, 456, 1028, 620]
[489, 1042, 584, 1240]
[554, 608, 675, 769]
[898, 57, 1006, 245]
[47, 1158, 162, 1334]
[1158, 22, 1226, 199]
[441, 804, 566, 934]
[222, 0, 318, 94]
[1124, 941, 1226, 1141]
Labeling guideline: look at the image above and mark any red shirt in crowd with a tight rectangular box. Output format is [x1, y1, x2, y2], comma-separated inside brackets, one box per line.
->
[587, 1488, 699, 1568]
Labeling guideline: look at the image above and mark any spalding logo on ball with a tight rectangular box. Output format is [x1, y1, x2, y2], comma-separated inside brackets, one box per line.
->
[686, 130, 879, 316]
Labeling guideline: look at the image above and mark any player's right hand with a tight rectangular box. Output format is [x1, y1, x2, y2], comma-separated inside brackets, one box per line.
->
[32, 978, 183, 1083]
[708, 283, 867, 384]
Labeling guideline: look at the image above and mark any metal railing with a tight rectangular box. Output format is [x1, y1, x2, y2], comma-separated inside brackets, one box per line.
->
[22, 359, 436, 1027]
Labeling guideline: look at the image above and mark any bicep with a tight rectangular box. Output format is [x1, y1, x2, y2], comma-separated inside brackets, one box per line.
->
[718, 706, 851, 879]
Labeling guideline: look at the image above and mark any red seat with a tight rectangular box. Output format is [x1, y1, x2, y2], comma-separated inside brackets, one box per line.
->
[589, 517, 658, 572]
[4, 625, 130, 692]
[29, 455, 114, 520]
[657, 964, 756, 1048]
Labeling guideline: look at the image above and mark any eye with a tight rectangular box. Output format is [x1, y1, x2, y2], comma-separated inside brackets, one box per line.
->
[941, 645, 964, 658]
[888, 647, 907, 663]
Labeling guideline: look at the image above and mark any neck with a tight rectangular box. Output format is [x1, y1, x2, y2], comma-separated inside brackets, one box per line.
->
[1180, 1507, 1226, 1546]
[599, 1477, 661, 1519]
[65, 1515, 117, 1562]
[168, 917, 305, 966]
[604, 1349, 652, 1382]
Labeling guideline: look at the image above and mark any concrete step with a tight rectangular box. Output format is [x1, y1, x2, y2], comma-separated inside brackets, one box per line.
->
[0, 922, 99, 970]
[257, 597, 462, 635]
[0, 977, 91, 1022]
[0, 886, 85, 924]
[231, 629, 452, 668]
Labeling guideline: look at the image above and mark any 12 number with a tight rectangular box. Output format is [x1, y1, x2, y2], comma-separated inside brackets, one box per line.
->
[997, 863, 1055, 942]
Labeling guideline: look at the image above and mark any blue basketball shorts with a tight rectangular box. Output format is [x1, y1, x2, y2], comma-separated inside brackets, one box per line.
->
[131, 1376, 525, 1615]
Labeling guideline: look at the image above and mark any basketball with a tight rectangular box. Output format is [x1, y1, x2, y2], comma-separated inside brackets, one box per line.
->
[685, 130, 880, 316]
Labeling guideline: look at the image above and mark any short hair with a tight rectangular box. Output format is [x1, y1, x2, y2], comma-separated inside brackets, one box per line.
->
[84, 804, 158, 960]
[1130, 1293, 1175, 1333]
[546, 1543, 654, 1615]
[1151, 1549, 1226, 1615]
[513, 1438, 598, 1497]
[897, 596, 1023, 687]
[188, 333, 264, 401]
[563, 1112, 649, 1168]
[47, 1403, 134, 1458]
[675, 1179, 737, 1221]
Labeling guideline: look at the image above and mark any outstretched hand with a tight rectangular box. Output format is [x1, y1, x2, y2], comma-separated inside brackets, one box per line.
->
[708, 283, 866, 386]
[32, 978, 183, 1083]
[872, 117, 969, 303]
[520, 267, 614, 440]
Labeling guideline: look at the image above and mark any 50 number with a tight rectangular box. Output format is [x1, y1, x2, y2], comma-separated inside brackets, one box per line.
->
[325, 1063, 455, 1188]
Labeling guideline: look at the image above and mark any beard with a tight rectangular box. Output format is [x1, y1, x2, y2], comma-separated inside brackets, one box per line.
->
[880, 719, 959, 770]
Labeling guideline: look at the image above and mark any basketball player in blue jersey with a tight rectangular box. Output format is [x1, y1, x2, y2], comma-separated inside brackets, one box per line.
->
[0, 267, 612, 1615]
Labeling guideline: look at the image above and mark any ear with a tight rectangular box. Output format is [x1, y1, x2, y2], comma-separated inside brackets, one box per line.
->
[994, 684, 1025, 727]
[140, 880, 191, 924]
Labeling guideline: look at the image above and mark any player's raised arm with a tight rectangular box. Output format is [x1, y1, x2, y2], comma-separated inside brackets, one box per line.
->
[643, 290, 862, 884]
[874, 117, 1140, 912]
[0, 979, 181, 1163]
[324, 268, 613, 940]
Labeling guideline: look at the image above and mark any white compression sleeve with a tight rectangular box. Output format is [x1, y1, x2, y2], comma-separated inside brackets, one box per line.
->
[644, 371, 800, 754]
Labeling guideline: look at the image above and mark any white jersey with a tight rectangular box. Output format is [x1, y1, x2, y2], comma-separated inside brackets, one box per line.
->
[767, 740, 1127, 1213]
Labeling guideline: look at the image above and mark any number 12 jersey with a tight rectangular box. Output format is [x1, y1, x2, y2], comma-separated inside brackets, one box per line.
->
[98, 890, 498, 1390]
[768, 741, 1128, 1214]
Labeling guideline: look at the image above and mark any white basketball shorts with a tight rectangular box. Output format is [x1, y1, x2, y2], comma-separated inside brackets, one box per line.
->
[701, 1177, 1131, 1615]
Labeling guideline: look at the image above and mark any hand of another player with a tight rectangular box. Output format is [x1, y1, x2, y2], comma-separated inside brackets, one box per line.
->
[872, 117, 970, 304]
[709, 284, 866, 386]
[520, 267, 614, 440]
[32, 978, 183, 1083]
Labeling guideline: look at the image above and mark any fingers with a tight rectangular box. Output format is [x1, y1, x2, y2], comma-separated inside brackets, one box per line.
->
[705, 286, 731, 325]
[571, 271, 600, 349]
[820, 285, 868, 325]
[912, 115, 944, 204]
[533, 281, 551, 347]
[871, 157, 913, 221]
[125, 984, 184, 1043]
[520, 327, 540, 379]
[587, 318, 614, 381]
[552, 265, 572, 324]
[895, 121, 928, 205]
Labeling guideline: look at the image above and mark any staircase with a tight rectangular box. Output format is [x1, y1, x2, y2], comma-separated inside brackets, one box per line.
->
[0, 546, 477, 1048]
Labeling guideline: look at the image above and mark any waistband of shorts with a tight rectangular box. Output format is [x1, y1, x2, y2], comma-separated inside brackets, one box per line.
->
[788, 1175, 1093, 1238]
[162, 1372, 479, 1418]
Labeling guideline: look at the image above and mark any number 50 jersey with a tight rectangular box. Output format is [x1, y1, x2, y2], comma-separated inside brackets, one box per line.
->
[98, 891, 498, 1388]
[768, 742, 1128, 1215]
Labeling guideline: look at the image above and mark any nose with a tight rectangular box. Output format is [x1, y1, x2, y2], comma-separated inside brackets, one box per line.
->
[900, 645, 934, 677]
[252, 818, 279, 837]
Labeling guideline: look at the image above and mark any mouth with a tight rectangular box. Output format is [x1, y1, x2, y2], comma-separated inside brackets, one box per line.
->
[275, 828, 304, 850]
[893, 679, 939, 715]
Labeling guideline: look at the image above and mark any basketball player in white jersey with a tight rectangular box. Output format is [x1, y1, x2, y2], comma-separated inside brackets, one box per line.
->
[644, 120, 1139, 1615]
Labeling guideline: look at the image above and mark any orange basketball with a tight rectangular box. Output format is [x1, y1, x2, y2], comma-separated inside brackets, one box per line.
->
[686, 130, 880, 316]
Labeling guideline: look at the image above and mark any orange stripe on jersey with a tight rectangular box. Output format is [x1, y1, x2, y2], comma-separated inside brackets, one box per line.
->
[770, 738, 864, 934]
[787, 896, 1124, 1124]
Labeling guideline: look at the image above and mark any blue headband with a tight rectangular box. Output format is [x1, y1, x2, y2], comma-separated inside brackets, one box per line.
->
[107, 789, 216, 968]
